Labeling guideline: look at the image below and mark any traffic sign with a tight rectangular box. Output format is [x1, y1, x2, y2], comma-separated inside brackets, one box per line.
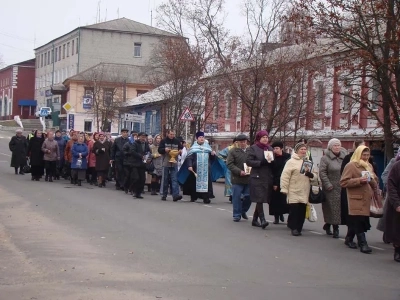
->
[39, 108, 50, 117]
[63, 102, 72, 112]
[179, 107, 194, 121]
[123, 113, 145, 123]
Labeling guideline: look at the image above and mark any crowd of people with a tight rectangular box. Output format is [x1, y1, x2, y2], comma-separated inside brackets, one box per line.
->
[8, 128, 400, 263]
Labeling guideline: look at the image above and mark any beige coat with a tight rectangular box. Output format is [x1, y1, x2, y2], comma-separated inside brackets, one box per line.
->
[340, 161, 377, 216]
[280, 153, 317, 204]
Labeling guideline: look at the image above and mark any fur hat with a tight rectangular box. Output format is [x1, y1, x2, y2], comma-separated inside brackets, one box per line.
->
[271, 140, 284, 149]
[196, 131, 205, 139]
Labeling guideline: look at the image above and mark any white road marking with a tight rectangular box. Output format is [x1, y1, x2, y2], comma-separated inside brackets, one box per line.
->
[0, 152, 11, 157]
[369, 245, 385, 251]
[203, 205, 212, 208]
[309, 231, 323, 235]
[217, 208, 226, 211]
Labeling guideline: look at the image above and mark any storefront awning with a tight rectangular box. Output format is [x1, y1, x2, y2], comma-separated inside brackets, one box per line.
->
[18, 100, 37, 106]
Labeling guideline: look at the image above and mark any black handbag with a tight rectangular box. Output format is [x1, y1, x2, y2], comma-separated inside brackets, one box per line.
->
[309, 178, 326, 204]
[146, 160, 155, 173]
[23, 158, 31, 174]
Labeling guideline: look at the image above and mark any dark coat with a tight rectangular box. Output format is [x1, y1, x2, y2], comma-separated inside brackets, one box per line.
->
[111, 136, 129, 161]
[9, 135, 28, 167]
[182, 151, 215, 198]
[71, 143, 89, 169]
[28, 135, 45, 167]
[55, 136, 66, 163]
[385, 160, 400, 245]
[246, 144, 274, 203]
[226, 147, 249, 185]
[123, 140, 150, 168]
[269, 152, 290, 215]
[92, 141, 111, 171]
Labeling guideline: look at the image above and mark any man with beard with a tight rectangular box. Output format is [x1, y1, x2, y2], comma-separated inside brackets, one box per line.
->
[123, 132, 151, 198]
[93, 132, 112, 187]
[111, 128, 129, 190]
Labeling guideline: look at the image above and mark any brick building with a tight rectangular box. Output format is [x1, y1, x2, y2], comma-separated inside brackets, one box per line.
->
[0, 59, 36, 120]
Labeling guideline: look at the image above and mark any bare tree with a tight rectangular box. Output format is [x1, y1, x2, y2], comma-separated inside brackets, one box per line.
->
[291, 0, 400, 159]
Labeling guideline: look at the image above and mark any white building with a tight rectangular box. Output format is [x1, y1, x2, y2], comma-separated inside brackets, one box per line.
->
[34, 17, 178, 112]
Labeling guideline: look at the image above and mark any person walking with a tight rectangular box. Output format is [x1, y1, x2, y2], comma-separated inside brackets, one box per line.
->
[319, 138, 347, 238]
[111, 128, 129, 190]
[28, 130, 45, 181]
[41, 131, 60, 182]
[246, 130, 274, 229]
[93, 132, 111, 188]
[54, 130, 66, 180]
[340, 145, 378, 254]
[64, 131, 78, 183]
[71, 135, 89, 186]
[385, 158, 400, 262]
[269, 140, 290, 224]
[158, 130, 183, 201]
[9, 128, 28, 175]
[149, 134, 163, 195]
[218, 138, 237, 202]
[226, 134, 251, 222]
[280, 142, 317, 236]
[87, 132, 99, 185]
[123, 132, 151, 198]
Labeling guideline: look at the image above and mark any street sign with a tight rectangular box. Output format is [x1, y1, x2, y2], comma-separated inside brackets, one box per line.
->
[82, 96, 92, 110]
[39, 107, 50, 117]
[63, 102, 72, 112]
[179, 107, 194, 121]
[123, 113, 145, 123]
[68, 114, 75, 130]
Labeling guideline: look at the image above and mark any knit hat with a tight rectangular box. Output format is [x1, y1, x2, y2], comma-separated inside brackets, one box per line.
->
[327, 138, 341, 150]
[294, 142, 307, 153]
[196, 131, 205, 139]
[235, 134, 248, 141]
[271, 140, 284, 149]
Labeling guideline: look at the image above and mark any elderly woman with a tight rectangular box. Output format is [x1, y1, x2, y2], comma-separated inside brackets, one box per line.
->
[71, 135, 89, 186]
[150, 134, 163, 195]
[319, 138, 347, 238]
[246, 130, 274, 229]
[28, 130, 45, 181]
[9, 129, 28, 175]
[340, 146, 378, 254]
[281, 142, 318, 236]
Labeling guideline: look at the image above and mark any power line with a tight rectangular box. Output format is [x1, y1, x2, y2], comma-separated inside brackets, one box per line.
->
[0, 42, 33, 53]
[0, 31, 35, 43]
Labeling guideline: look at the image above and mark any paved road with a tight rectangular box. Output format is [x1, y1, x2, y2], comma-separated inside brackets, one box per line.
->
[0, 131, 398, 300]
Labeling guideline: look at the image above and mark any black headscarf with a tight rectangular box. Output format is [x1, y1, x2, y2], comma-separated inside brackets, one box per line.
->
[29, 130, 45, 149]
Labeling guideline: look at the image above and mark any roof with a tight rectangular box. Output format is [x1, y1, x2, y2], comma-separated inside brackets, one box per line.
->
[35, 17, 180, 50]
[0, 58, 36, 72]
[63, 63, 151, 86]
[123, 83, 172, 107]
[82, 18, 178, 37]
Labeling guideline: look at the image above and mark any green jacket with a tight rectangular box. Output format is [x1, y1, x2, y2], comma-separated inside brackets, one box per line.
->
[226, 147, 249, 185]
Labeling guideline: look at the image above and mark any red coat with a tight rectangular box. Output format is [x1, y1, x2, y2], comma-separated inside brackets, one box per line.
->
[87, 140, 96, 168]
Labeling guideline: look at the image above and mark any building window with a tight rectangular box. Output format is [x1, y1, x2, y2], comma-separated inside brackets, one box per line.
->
[48, 51, 50, 65]
[342, 88, 351, 111]
[76, 38, 79, 54]
[44, 53, 47, 66]
[51, 50, 54, 63]
[67, 42, 70, 57]
[103, 88, 114, 106]
[369, 78, 379, 110]
[315, 81, 324, 111]
[84, 87, 94, 97]
[59, 46, 61, 61]
[46, 98, 52, 107]
[224, 92, 231, 119]
[134, 43, 142, 57]
[53, 97, 60, 103]
[84, 120, 92, 132]
[54, 49, 57, 62]
[72, 40, 75, 55]
[212, 93, 219, 120]
[63, 44, 66, 59]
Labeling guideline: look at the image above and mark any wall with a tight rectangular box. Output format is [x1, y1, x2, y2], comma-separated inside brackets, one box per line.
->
[12, 65, 36, 118]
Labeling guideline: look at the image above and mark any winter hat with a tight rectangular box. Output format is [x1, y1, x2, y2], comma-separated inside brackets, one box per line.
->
[271, 140, 284, 149]
[327, 138, 341, 150]
[294, 142, 307, 153]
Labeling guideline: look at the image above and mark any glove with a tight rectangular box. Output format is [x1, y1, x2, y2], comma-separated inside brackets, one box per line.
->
[260, 159, 268, 166]
[305, 171, 314, 178]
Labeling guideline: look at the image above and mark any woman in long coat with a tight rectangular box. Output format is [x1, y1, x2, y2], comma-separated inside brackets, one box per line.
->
[9, 129, 28, 174]
[246, 130, 274, 229]
[87, 132, 99, 185]
[150, 134, 163, 195]
[340, 145, 378, 254]
[385, 159, 400, 262]
[319, 138, 347, 238]
[280, 142, 318, 236]
[270, 140, 290, 224]
[92, 133, 111, 187]
[28, 130, 45, 181]
[71, 135, 89, 186]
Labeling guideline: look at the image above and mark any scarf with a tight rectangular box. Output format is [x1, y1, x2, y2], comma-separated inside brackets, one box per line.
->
[187, 141, 212, 192]
[254, 130, 271, 150]
[350, 145, 375, 178]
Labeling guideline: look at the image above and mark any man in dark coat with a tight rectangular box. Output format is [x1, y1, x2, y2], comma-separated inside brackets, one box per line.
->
[9, 129, 28, 174]
[226, 134, 251, 222]
[270, 140, 290, 224]
[111, 128, 129, 190]
[28, 130, 45, 181]
[93, 132, 111, 187]
[385, 159, 400, 262]
[123, 132, 151, 198]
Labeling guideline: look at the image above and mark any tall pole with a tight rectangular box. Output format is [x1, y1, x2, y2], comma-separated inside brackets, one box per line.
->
[185, 121, 188, 142]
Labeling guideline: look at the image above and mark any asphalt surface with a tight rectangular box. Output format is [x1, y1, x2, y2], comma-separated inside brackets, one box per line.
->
[0, 130, 398, 300]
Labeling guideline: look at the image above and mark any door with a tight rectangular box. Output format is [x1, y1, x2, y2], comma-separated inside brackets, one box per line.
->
[22, 106, 30, 119]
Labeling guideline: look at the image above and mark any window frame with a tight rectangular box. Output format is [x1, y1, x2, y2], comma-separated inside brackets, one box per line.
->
[134, 42, 142, 57]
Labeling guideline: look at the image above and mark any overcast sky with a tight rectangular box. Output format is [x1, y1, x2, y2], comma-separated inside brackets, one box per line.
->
[0, 0, 246, 66]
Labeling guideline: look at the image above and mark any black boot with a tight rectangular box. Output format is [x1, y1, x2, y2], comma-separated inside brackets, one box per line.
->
[344, 229, 357, 249]
[77, 180, 82, 186]
[280, 215, 285, 222]
[252, 211, 261, 227]
[259, 213, 269, 229]
[45, 175, 49, 182]
[357, 233, 372, 254]
[394, 247, 400, 262]
[323, 223, 333, 235]
[273, 215, 279, 224]
[151, 182, 158, 195]
[49, 176, 53, 182]
[332, 225, 339, 238]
